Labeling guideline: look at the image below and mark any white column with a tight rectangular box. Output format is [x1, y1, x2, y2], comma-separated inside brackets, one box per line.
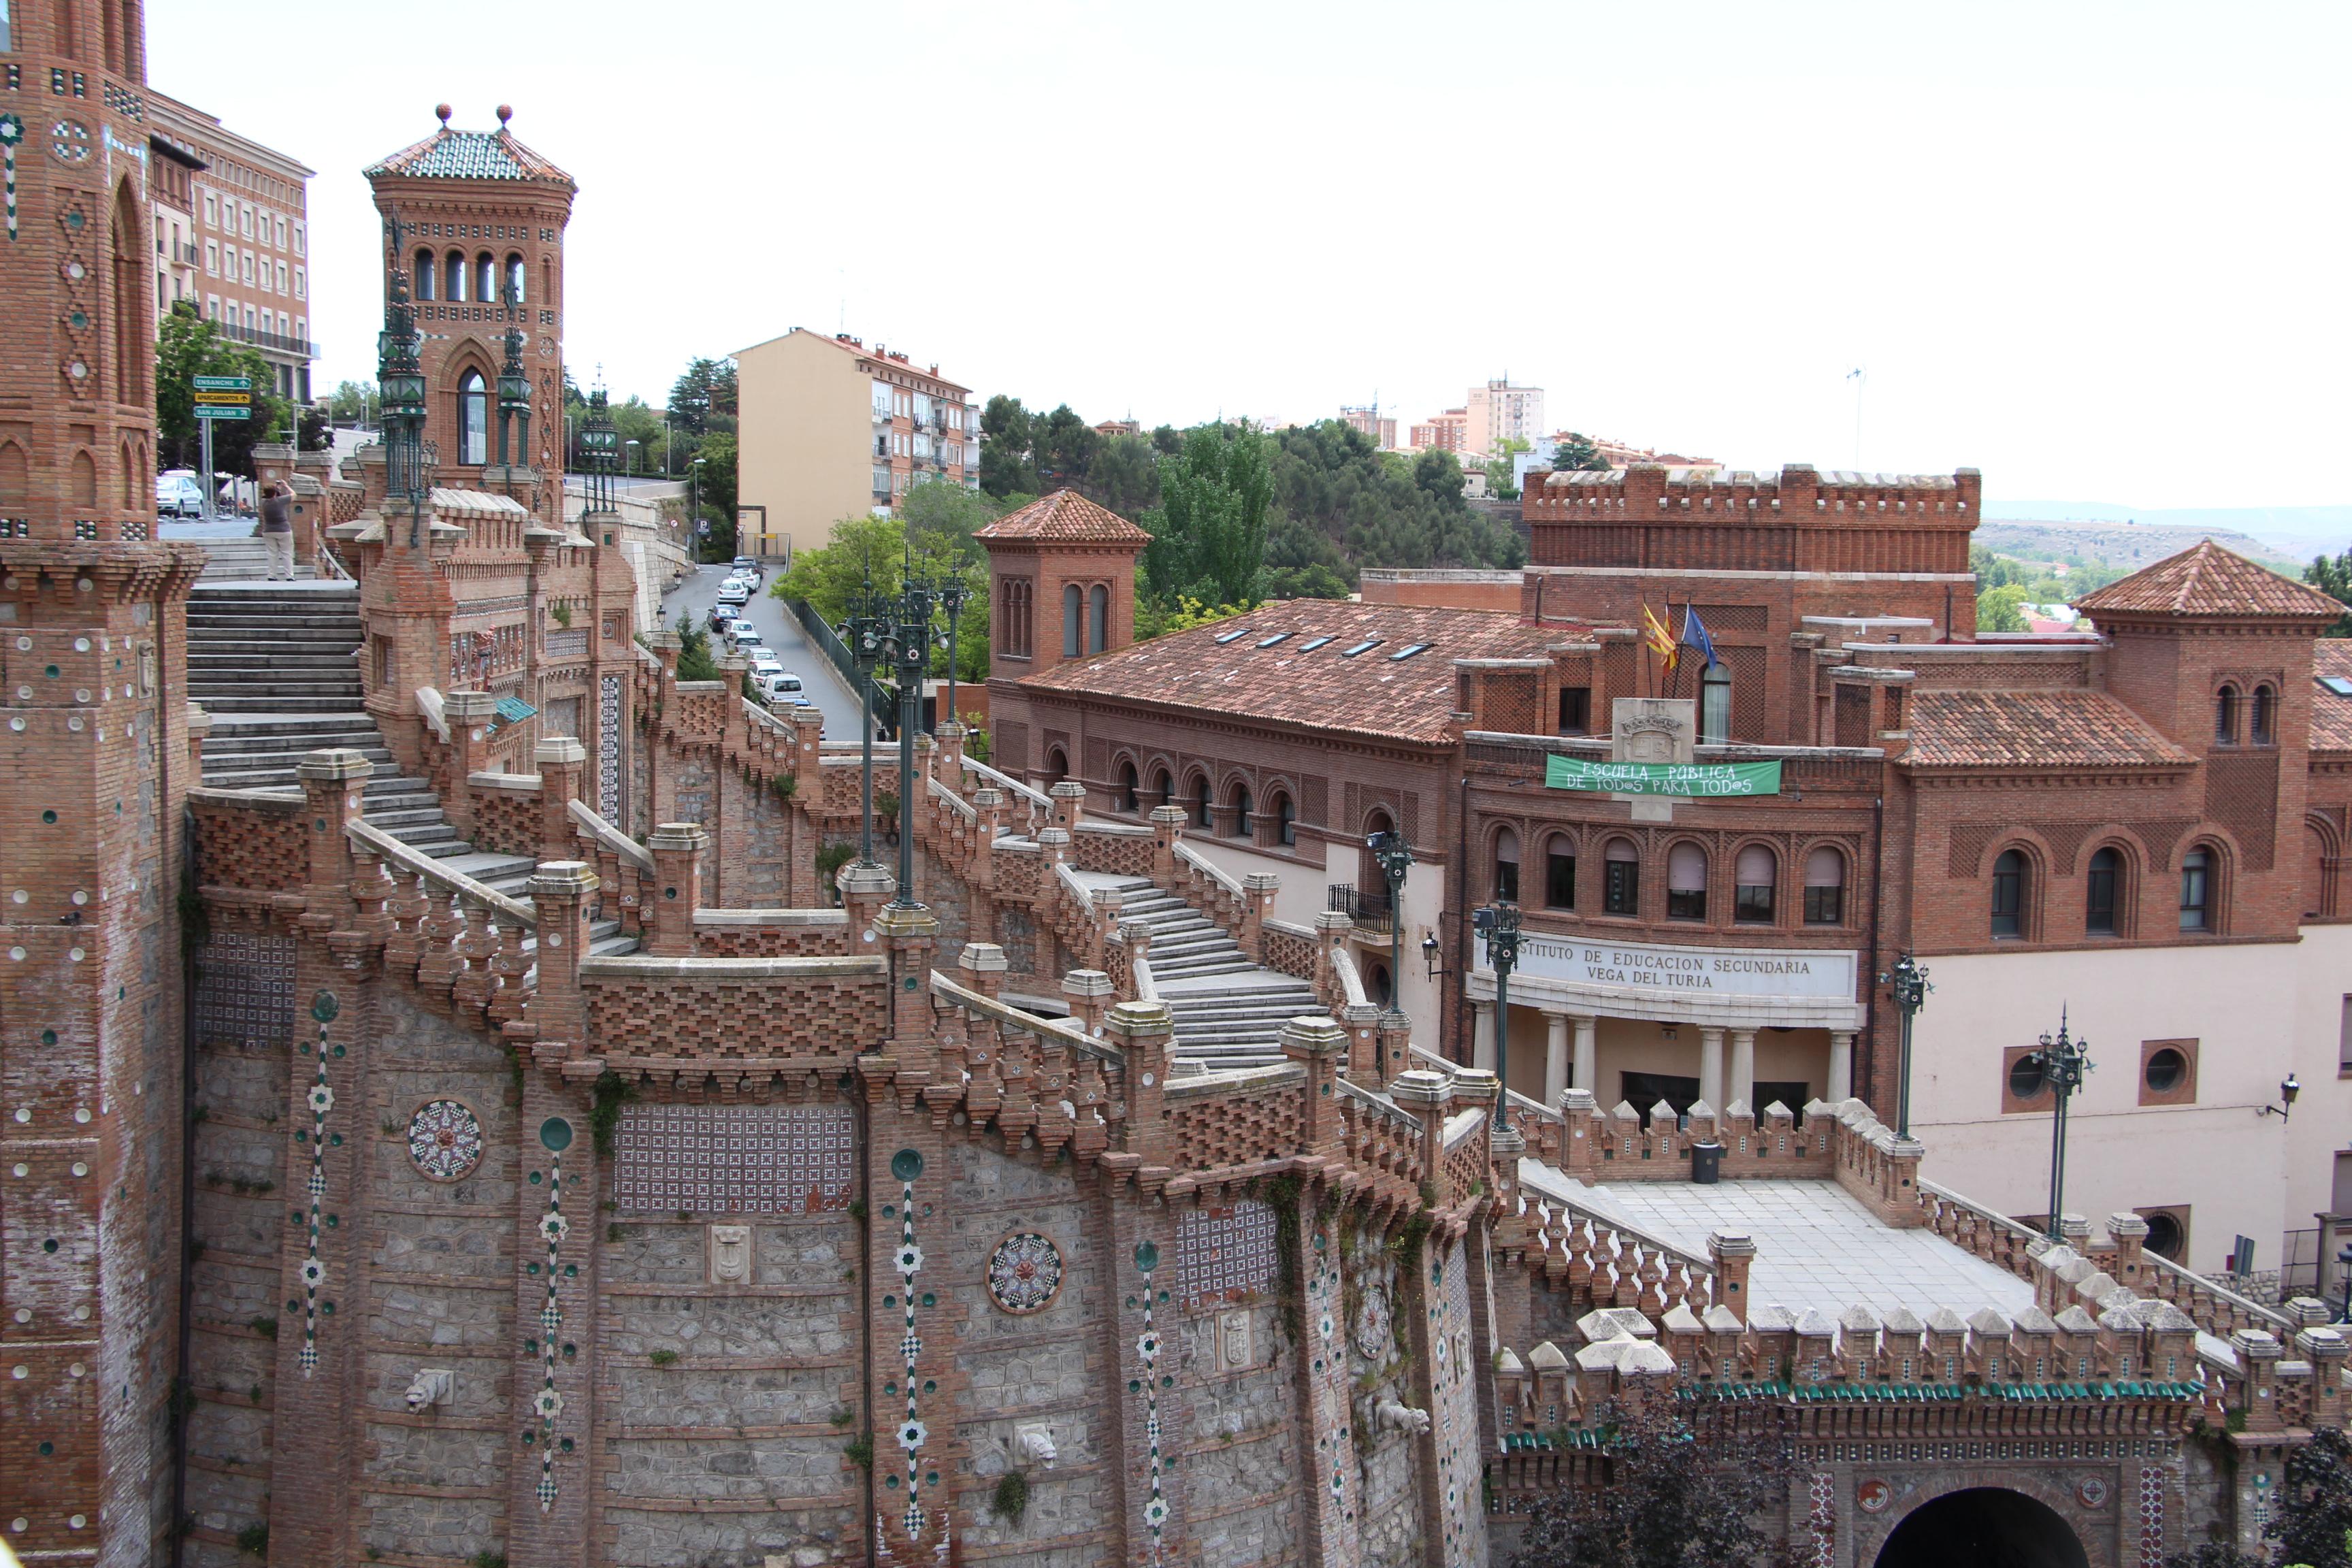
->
[1571, 1013, 1598, 1102]
[1473, 1000, 1496, 1072]
[1699, 1027, 1725, 1111]
[1828, 1031, 1855, 1102]
[1542, 1011, 1569, 1107]
[1731, 1028, 1757, 1111]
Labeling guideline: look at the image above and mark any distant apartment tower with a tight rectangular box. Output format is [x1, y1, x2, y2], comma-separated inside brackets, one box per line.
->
[1339, 405, 1398, 450]
[1465, 377, 1544, 457]
[148, 93, 318, 402]
[734, 329, 977, 555]
[1411, 408, 1470, 455]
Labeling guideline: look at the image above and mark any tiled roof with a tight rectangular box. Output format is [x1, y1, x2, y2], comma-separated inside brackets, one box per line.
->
[1018, 599, 1561, 744]
[1904, 689, 2195, 770]
[2311, 643, 2352, 752]
[976, 489, 1154, 546]
[2071, 540, 2343, 621]
[366, 125, 574, 186]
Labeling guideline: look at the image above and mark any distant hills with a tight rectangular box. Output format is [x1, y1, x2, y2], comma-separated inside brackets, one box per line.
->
[1985, 501, 2352, 568]
[1977, 519, 2307, 578]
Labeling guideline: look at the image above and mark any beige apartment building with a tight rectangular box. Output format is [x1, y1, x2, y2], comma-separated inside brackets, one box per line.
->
[148, 92, 317, 402]
[734, 327, 977, 557]
[1465, 376, 1544, 457]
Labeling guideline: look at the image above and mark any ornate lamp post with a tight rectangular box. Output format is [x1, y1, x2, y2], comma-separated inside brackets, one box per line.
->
[1367, 830, 1414, 1018]
[845, 564, 885, 869]
[376, 218, 429, 546]
[1473, 900, 1522, 1129]
[884, 564, 936, 907]
[2016, 1009, 2093, 1240]
[936, 566, 968, 732]
[1878, 953, 1932, 1137]
[495, 323, 532, 472]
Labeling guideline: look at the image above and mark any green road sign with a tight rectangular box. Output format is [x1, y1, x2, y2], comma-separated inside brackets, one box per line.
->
[193, 404, 251, 420]
[193, 374, 251, 391]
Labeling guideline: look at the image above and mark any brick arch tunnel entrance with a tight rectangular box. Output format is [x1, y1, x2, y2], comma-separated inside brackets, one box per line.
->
[1874, 1486, 2089, 1568]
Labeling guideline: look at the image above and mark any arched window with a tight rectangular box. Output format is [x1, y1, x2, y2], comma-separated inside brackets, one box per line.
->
[414, 248, 436, 300]
[476, 252, 497, 304]
[506, 254, 527, 304]
[1152, 768, 1173, 809]
[2180, 847, 2212, 930]
[1088, 584, 1109, 653]
[1231, 783, 1253, 839]
[1991, 849, 2027, 937]
[1493, 828, 1520, 902]
[998, 578, 1032, 657]
[1273, 793, 1296, 847]
[70, 451, 97, 506]
[2215, 685, 2239, 745]
[1667, 843, 1707, 920]
[2306, 821, 2331, 921]
[2087, 847, 2121, 935]
[1193, 776, 1213, 831]
[1701, 662, 1732, 745]
[1803, 847, 1844, 925]
[1045, 747, 1069, 783]
[1544, 834, 1576, 909]
[541, 256, 553, 304]
[0, 441, 29, 508]
[1063, 583, 1082, 658]
[1603, 838, 1639, 916]
[1734, 844, 1776, 924]
[457, 370, 489, 465]
[445, 251, 466, 304]
[2252, 684, 2276, 746]
[1117, 762, 1139, 813]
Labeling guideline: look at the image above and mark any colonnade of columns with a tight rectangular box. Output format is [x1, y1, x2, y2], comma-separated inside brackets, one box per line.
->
[1472, 1000, 1857, 1111]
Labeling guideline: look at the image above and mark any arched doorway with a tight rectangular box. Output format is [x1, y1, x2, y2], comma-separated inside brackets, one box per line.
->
[1874, 1487, 2088, 1568]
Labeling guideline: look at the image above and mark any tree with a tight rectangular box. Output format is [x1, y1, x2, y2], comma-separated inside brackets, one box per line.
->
[667, 357, 736, 438]
[153, 302, 282, 478]
[1976, 583, 2029, 632]
[2307, 552, 2352, 638]
[979, 395, 1039, 497]
[672, 615, 721, 683]
[1552, 431, 1610, 472]
[1088, 431, 1162, 516]
[2271, 1427, 2352, 1568]
[1149, 421, 1272, 606]
[1033, 404, 1098, 489]
[1134, 594, 1249, 642]
[325, 380, 376, 425]
[1509, 1400, 1795, 1568]
[693, 432, 739, 555]
[772, 512, 909, 625]
[297, 405, 331, 453]
[1484, 437, 1531, 500]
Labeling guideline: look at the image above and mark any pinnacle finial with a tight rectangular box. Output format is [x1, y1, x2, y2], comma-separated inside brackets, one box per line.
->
[435, 103, 453, 127]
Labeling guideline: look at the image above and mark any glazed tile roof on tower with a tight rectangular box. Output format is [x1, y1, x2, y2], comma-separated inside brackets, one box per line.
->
[2310, 643, 2352, 751]
[1902, 689, 2195, 769]
[975, 489, 1154, 546]
[365, 126, 575, 186]
[2071, 539, 2345, 621]
[1019, 598, 1565, 744]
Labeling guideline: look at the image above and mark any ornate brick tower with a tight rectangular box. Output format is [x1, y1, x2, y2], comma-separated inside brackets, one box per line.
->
[975, 489, 1152, 682]
[0, 1, 206, 1561]
[363, 104, 575, 523]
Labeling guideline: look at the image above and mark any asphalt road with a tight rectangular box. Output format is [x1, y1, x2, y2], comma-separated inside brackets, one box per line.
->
[659, 562, 871, 737]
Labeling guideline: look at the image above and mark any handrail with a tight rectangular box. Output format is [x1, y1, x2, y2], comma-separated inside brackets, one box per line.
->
[1504, 1087, 1561, 1122]
[1337, 1076, 1420, 1128]
[927, 772, 977, 823]
[567, 798, 654, 872]
[740, 694, 792, 737]
[1073, 819, 1153, 839]
[1329, 944, 1370, 1009]
[965, 756, 1054, 813]
[1175, 840, 1244, 900]
[314, 531, 355, 582]
[348, 819, 535, 927]
[1517, 1159, 1717, 1279]
[1054, 860, 1095, 917]
[929, 968, 1122, 1064]
[1129, 949, 1160, 1006]
[416, 686, 449, 745]
[785, 597, 864, 690]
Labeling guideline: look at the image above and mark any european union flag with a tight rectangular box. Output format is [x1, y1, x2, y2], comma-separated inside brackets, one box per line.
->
[1678, 604, 1720, 669]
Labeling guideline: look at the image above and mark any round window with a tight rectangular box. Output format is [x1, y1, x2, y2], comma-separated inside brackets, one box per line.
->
[2144, 1047, 2187, 1094]
[2008, 1053, 2048, 1102]
[2142, 1211, 2185, 1262]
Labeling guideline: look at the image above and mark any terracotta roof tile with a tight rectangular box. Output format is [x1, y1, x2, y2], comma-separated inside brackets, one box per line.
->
[2310, 643, 2352, 752]
[1019, 600, 1563, 744]
[2072, 540, 2342, 621]
[1904, 689, 2195, 770]
[366, 125, 574, 186]
[976, 489, 1154, 546]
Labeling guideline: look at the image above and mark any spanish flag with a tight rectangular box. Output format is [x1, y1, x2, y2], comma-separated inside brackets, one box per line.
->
[1642, 604, 1680, 672]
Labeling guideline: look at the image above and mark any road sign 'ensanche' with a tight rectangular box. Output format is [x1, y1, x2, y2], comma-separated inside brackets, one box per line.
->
[193, 374, 250, 391]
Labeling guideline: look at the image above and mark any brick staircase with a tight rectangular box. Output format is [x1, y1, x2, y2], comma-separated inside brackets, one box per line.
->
[186, 578, 634, 956]
[1088, 877, 1322, 1073]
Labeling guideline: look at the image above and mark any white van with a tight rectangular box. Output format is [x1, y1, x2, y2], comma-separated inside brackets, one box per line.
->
[758, 672, 806, 706]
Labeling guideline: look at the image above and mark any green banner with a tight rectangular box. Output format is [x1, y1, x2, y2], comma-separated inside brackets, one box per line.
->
[1545, 755, 1782, 797]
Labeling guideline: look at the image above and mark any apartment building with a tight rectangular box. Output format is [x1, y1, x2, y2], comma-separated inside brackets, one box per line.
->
[148, 92, 317, 402]
[733, 327, 977, 555]
[1410, 407, 1469, 455]
[1339, 404, 1398, 449]
[1465, 376, 1544, 457]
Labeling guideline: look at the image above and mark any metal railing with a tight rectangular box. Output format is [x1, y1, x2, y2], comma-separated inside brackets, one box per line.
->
[786, 597, 862, 689]
[1326, 883, 1393, 936]
[220, 318, 319, 359]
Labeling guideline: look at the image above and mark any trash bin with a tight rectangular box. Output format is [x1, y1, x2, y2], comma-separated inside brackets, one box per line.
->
[1690, 1141, 1724, 1185]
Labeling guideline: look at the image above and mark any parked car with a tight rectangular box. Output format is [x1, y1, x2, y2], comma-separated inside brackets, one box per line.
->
[708, 606, 738, 634]
[731, 555, 762, 583]
[757, 672, 808, 706]
[716, 576, 751, 606]
[728, 627, 766, 656]
[155, 471, 208, 519]
[749, 653, 785, 681]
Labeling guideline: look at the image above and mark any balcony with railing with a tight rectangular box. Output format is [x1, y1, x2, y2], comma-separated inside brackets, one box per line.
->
[221, 319, 319, 359]
[1326, 883, 1393, 936]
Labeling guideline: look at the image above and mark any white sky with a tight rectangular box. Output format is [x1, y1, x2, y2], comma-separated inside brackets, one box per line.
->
[148, 0, 2348, 510]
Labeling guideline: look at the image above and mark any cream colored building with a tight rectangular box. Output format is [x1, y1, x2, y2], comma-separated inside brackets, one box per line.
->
[1465, 378, 1545, 459]
[734, 328, 977, 557]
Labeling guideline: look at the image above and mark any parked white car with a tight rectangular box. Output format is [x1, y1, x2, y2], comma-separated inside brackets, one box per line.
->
[758, 672, 808, 706]
[749, 653, 785, 681]
[716, 576, 751, 606]
[726, 625, 766, 655]
[156, 471, 208, 519]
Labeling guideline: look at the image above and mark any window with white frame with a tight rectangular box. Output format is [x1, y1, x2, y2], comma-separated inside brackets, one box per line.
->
[240, 203, 252, 238]
[293, 222, 305, 256]
[206, 294, 218, 320]
[293, 266, 304, 299]
[203, 193, 218, 227]
[204, 240, 218, 275]
[274, 261, 286, 294]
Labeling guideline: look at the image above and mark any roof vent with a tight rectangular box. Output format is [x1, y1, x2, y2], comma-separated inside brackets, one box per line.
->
[1255, 632, 1292, 649]
[1341, 638, 1384, 657]
[1297, 636, 1336, 652]
[1388, 642, 1431, 662]
[1212, 625, 1256, 645]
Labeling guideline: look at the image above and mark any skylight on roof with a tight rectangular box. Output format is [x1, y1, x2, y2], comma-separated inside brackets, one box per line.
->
[1297, 636, 1336, 652]
[2322, 676, 2352, 698]
[1212, 625, 1256, 644]
[1387, 642, 1431, 662]
[1256, 632, 1292, 649]
[1341, 638, 1384, 657]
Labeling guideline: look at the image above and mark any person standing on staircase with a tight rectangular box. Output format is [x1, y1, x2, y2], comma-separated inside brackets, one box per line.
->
[258, 480, 296, 581]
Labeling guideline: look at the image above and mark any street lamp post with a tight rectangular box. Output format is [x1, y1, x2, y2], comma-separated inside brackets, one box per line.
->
[1473, 901, 1522, 1129]
[845, 566, 883, 870]
[1879, 953, 1932, 1137]
[625, 439, 640, 480]
[936, 568, 968, 733]
[1367, 830, 1414, 1019]
[885, 564, 936, 906]
[2017, 1009, 2094, 1239]
[689, 456, 706, 560]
